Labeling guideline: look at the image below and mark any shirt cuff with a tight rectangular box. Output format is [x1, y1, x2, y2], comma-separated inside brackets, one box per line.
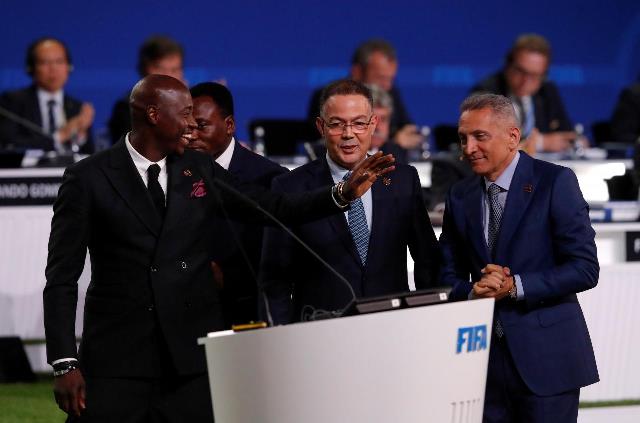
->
[52, 357, 77, 366]
[514, 274, 525, 301]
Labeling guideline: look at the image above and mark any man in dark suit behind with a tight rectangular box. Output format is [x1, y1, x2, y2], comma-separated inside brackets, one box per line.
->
[108, 35, 186, 144]
[440, 93, 599, 422]
[0, 37, 94, 153]
[260, 79, 441, 324]
[307, 39, 424, 151]
[471, 34, 582, 154]
[44, 74, 394, 422]
[187, 82, 288, 326]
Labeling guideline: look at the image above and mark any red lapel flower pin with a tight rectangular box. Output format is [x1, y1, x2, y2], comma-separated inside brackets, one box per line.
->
[191, 179, 207, 198]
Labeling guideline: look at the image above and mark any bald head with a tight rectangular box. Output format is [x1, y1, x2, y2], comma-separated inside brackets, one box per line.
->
[127, 74, 195, 160]
[130, 74, 189, 126]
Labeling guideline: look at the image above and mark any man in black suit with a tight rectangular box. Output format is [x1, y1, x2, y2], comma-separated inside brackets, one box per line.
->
[44, 74, 394, 422]
[108, 35, 185, 144]
[187, 82, 288, 326]
[472, 34, 581, 153]
[0, 37, 94, 153]
[307, 39, 423, 151]
[611, 82, 640, 145]
[261, 79, 441, 324]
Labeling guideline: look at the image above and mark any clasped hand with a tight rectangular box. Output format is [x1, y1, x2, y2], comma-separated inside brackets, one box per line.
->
[472, 263, 513, 301]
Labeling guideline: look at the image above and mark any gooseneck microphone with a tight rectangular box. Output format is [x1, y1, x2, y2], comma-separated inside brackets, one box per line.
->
[0, 104, 54, 141]
[198, 162, 357, 324]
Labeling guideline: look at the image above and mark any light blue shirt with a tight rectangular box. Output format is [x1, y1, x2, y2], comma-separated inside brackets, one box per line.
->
[482, 151, 525, 301]
[326, 153, 373, 232]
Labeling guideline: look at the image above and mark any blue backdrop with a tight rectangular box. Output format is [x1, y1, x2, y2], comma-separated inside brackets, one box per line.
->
[2, 0, 640, 143]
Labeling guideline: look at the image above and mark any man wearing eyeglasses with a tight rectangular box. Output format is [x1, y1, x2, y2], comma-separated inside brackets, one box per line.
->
[472, 34, 581, 153]
[260, 79, 441, 324]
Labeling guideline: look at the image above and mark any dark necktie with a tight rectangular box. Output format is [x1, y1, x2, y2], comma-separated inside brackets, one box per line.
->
[344, 172, 369, 265]
[147, 164, 166, 217]
[47, 99, 57, 135]
[487, 183, 504, 257]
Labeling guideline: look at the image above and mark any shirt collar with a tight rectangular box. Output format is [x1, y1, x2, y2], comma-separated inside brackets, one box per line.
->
[215, 137, 236, 170]
[125, 133, 167, 175]
[325, 152, 355, 183]
[37, 88, 64, 106]
[484, 151, 520, 192]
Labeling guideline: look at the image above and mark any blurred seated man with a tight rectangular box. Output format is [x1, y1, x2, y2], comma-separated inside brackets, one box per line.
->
[367, 84, 409, 164]
[187, 82, 288, 326]
[0, 37, 94, 153]
[611, 82, 640, 145]
[308, 39, 423, 150]
[472, 34, 582, 153]
[108, 35, 185, 143]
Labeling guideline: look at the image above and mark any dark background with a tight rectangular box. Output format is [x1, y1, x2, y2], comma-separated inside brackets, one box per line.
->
[2, 0, 639, 143]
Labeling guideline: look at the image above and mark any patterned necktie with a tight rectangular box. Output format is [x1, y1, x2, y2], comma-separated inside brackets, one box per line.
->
[487, 183, 506, 338]
[47, 99, 57, 135]
[521, 97, 535, 138]
[344, 172, 369, 265]
[487, 183, 504, 257]
[147, 164, 166, 217]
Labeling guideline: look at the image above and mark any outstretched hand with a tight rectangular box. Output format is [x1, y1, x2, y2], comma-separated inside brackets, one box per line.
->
[342, 152, 395, 201]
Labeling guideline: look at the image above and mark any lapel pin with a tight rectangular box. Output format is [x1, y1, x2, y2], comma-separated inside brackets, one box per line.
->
[383, 177, 392, 186]
[183, 169, 192, 177]
[523, 184, 533, 193]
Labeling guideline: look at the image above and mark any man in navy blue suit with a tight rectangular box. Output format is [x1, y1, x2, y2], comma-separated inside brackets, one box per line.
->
[260, 79, 441, 324]
[440, 93, 599, 422]
[187, 82, 288, 326]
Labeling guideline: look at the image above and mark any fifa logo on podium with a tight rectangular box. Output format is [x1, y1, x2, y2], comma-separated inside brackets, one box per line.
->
[456, 325, 488, 353]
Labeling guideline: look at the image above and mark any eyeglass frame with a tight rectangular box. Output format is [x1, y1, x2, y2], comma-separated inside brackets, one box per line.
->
[319, 116, 375, 135]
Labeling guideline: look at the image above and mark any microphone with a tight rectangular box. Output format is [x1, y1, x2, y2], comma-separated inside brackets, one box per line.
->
[198, 163, 357, 324]
[0, 104, 55, 141]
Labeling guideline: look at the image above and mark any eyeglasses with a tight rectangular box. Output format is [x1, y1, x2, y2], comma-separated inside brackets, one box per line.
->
[321, 117, 373, 135]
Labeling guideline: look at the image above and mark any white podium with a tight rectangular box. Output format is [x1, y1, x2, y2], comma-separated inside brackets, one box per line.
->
[198, 298, 494, 423]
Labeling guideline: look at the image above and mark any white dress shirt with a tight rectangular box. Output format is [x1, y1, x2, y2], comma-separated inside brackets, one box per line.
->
[37, 88, 87, 152]
[215, 137, 236, 170]
[125, 133, 168, 202]
[326, 153, 372, 231]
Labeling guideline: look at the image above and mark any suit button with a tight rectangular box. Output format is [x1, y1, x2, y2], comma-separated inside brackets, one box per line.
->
[150, 266, 158, 273]
[147, 304, 154, 311]
[179, 261, 187, 269]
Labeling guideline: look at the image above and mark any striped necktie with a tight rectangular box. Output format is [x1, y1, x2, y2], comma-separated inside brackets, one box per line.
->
[344, 172, 369, 265]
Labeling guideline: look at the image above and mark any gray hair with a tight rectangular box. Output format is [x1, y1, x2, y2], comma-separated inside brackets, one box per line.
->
[460, 93, 518, 126]
[365, 84, 393, 110]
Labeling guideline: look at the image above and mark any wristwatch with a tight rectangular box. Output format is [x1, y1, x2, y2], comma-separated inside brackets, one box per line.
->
[53, 360, 79, 377]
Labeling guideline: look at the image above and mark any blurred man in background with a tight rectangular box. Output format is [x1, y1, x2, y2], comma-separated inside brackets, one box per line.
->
[108, 35, 185, 143]
[0, 37, 94, 153]
[472, 34, 583, 154]
[308, 39, 423, 151]
[187, 82, 288, 326]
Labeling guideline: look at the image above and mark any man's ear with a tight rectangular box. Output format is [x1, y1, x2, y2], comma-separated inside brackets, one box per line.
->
[146, 105, 159, 125]
[351, 64, 363, 81]
[315, 116, 325, 137]
[225, 115, 236, 135]
[509, 125, 521, 149]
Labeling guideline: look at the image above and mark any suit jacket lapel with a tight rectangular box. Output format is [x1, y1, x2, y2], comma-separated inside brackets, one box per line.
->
[103, 140, 162, 236]
[495, 153, 536, 261]
[367, 178, 392, 267]
[161, 153, 195, 235]
[317, 160, 362, 266]
[27, 86, 42, 127]
[464, 175, 491, 264]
